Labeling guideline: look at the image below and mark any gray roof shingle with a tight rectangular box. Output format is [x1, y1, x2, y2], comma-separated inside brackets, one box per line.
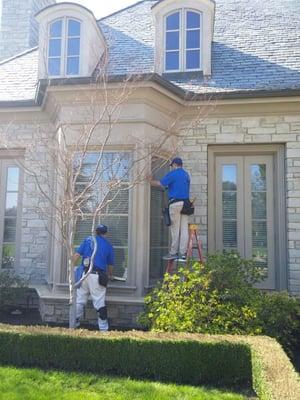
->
[0, 47, 38, 103]
[1, 0, 300, 103]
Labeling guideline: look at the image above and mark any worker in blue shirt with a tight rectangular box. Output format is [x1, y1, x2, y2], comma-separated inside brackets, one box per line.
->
[73, 224, 114, 331]
[150, 157, 190, 261]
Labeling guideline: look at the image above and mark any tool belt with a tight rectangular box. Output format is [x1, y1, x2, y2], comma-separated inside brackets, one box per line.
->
[168, 198, 185, 205]
[84, 267, 108, 287]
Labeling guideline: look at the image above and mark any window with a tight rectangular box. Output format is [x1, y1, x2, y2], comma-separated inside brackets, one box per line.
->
[209, 145, 286, 290]
[48, 18, 81, 77]
[0, 162, 22, 269]
[149, 159, 169, 283]
[165, 9, 201, 72]
[73, 152, 131, 281]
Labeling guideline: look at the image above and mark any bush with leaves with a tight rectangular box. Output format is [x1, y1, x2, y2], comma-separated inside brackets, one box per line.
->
[0, 271, 27, 312]
[139, 252, 300, 356]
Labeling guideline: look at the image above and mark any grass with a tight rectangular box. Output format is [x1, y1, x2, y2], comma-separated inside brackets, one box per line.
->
[0, 366, 248, 400]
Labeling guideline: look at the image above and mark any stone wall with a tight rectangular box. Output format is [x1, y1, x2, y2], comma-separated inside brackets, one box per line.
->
[0, 0, 56, 61]
[0, 121, 55, 283]
[39, 297, 143, 329]
[181, 113, 300, 295]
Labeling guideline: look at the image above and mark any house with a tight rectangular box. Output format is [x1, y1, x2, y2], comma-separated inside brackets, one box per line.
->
[0, 0, 299, 327]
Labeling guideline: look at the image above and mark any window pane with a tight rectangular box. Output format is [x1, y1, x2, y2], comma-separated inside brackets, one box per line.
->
[223, 221, 237, 249]
[222, 165, 237, 190]
[222, 165, 237, 250]
[252, 192, 267, 219]
[68, 38, 80, 56]
[74, 218, 93, 246]
[2, 243, 15, 269]
[5, 193, 18, 216]
[102, 153, 131, 181]
[68, 19, 81, 36]
[7, 167, 19, 191]
[252, 221, 267, 248]
[67, 57, 79, 75]
[186, 49, 200, 69]
[48, 58, 61, 76]
[149, 159, 169, 283]
[49, 39, 61, 57]
[251, 165, 266, 191]
[50, 20, 62, 37]
[166, 31, 179, 50]
[223, 192, 237, 219]
[187, 11, 200, 29]
[166, 51, 179, 70]
[3, 218, 16, 242]
[104, 188, 129, 214]
[166, 12, 180, 30]
[101, 216, 128, 280]
[186, 29, 200, 49]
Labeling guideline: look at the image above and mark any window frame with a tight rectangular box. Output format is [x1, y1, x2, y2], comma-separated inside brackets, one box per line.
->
[164, 8, 202, 73]
[47, 17, 82, 78]
[62, 150, 133, 284]
[0, 159, 23, 270]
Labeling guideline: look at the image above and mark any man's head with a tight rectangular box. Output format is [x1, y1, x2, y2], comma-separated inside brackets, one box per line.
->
[96, 224, 108, 236]
[170, 157, 183, 169]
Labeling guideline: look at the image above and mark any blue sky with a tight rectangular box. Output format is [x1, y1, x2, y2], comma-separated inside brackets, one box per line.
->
[57, 0, 140, 19]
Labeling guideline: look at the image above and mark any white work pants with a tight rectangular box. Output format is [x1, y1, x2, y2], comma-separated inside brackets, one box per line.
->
[76, 273, 108, 331]
[169, 201, 189, 255]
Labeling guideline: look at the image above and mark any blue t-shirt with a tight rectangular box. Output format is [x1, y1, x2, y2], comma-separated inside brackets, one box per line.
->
[160, 168, 190, 200]
[76, 236, 114, 272]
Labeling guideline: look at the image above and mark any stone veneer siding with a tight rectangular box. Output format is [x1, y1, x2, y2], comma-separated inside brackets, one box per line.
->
[0, 121, 55, 283]
[181, 114, 300, 295]
[39, 298, 143, 329]
[0, 0, 55, 61]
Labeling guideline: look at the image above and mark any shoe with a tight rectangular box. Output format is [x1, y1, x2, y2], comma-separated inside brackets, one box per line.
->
[163, 253, 178, 260]
[178, 254, 187, 262]
[98, 318, 109, 331]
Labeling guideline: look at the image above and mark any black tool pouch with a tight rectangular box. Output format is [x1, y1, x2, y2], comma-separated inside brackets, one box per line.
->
[98, 270, 108, 287]
[181, 199, 195, 215]
[162, 206, 171, 226]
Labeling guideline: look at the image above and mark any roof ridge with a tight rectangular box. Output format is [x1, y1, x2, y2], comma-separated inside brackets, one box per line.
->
[0, 46, 38, 66]
[97, 0, 156, 22]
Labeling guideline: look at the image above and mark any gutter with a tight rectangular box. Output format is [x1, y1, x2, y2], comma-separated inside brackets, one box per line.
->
[1, 73, 300, 108]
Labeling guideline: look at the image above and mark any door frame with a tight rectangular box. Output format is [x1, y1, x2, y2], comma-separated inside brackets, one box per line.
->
[208, 144, 287, 291]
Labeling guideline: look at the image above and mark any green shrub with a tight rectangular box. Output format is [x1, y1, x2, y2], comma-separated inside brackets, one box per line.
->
[0, 271, 27, 311]
[0, 325, 252, 388]
[139, 252, 300, 356]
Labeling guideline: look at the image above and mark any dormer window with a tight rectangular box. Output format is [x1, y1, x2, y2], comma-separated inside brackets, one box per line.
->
[48, 18, 81, 77]
[152, 0, 215, 77]
[165, 9, 201, 72]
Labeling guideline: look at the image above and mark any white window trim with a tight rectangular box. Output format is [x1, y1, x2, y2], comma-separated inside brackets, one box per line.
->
[0, 160, 23, 270]
[47, 16, 82, 78]
[164, 9, 203, 73]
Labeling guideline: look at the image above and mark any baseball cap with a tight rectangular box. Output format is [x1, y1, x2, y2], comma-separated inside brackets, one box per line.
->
[170, 157, 183, 166]
[96, 224, 108, 234]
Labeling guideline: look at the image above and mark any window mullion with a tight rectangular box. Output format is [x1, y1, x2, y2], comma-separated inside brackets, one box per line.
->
[181, 9, 185, 71]
[62, 17, 67, 76]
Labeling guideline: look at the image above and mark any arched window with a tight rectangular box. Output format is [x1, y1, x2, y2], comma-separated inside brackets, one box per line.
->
[165, 9, 201, 72]
[48, 18, 81, 77]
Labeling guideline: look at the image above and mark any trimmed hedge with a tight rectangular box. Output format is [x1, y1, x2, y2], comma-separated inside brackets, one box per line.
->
[0, 325, 251, 388]
[0, 325, 300, 399]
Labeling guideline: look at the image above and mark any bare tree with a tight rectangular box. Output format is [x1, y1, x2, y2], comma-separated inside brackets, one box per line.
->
[0, 51, 214, 328]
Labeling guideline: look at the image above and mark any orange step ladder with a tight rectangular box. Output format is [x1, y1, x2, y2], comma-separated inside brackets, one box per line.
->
[166, 223, 204, 274]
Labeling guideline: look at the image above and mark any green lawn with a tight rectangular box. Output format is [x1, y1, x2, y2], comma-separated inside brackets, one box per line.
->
[0, 366, 248, 400]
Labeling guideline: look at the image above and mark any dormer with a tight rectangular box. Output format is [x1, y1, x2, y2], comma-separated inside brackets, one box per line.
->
[36, 2, 106, 79]
[152, 0, 215, 76]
